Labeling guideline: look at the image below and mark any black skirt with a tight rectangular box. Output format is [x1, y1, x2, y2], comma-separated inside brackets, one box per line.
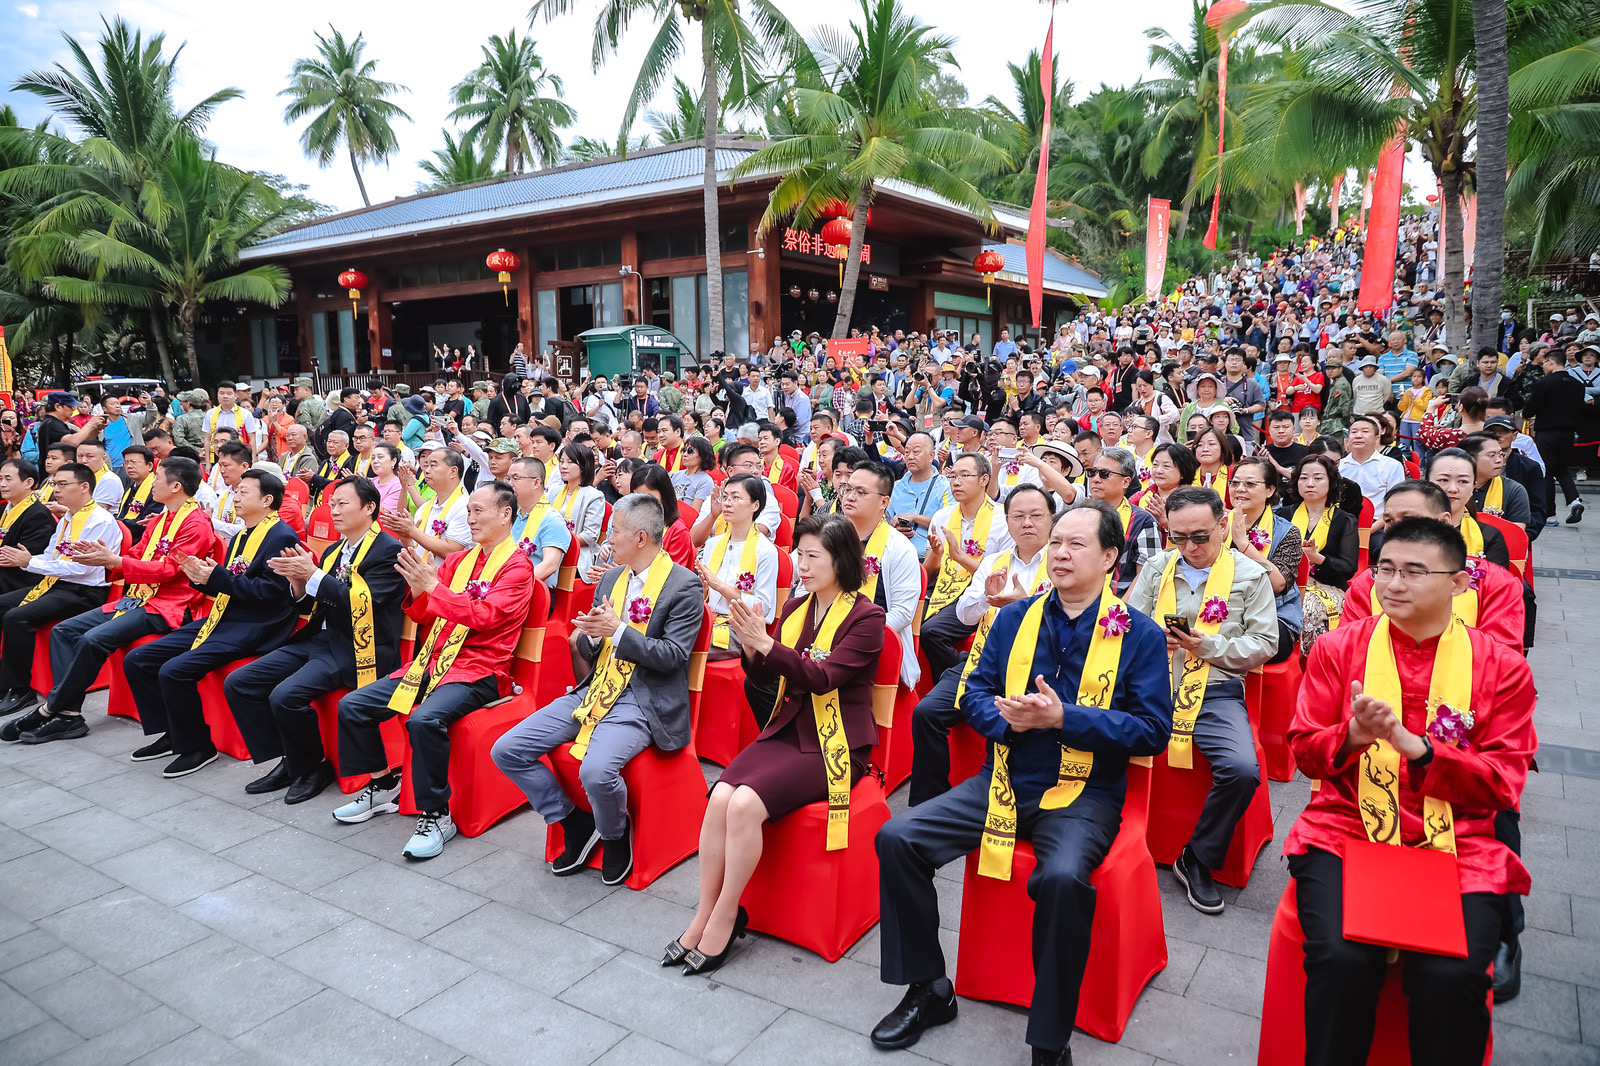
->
[716, 715, 870, 821]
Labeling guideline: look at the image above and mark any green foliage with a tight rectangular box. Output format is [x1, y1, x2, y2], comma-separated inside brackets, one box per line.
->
[450, 30, 575, 174]
[417, 129, 502, 190]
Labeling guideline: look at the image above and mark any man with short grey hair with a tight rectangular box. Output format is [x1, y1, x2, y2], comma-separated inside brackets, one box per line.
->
[491, 494, 704, 886]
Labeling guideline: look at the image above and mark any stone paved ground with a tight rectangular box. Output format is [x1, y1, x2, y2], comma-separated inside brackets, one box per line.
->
[1, 496, 1598, 1066]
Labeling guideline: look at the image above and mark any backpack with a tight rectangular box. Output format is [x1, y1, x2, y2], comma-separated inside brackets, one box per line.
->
[20, 425, 37, 464]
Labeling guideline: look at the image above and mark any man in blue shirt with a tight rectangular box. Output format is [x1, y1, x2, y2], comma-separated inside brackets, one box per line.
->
[777, 372, 811, 443]
[888, 432, 950, 560]
[1377, 330, 1418, 396]
[871, 499, 1173, 1064]
[507, 457, 572, 587]
[992, 328, 1018, 360]
[99, 395, 138, 472]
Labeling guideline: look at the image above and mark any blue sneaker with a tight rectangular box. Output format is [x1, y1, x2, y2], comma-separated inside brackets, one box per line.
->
[332, 778, 401, 824]
[402, 813, 457, 860]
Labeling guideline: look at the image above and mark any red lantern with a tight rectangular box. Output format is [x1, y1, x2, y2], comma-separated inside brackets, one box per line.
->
[819, 218, 854, 284]
[486, 248, 521, 305]
[1425, 193, 1439, 204]
[818, 199, 872, 227]
[337, 269, 367, 317]
[973, 249, 1007, 306]
[787, 284, 802, 299]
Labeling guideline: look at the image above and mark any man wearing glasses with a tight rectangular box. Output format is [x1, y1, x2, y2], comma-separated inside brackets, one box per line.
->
[919, 453, 1012, 683]
[1127, 486, 1278, 915]
[839, 462, 921, 687]
[508, 458, 572, 588]
[985, 418, 1041, 500]
[1086, 447, 1161, 595]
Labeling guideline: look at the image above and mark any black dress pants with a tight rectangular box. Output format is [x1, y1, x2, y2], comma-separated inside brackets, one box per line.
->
[1535, 428, 1580, 508]
[919, 602, 976, 686]
[1290, 847, 1499, 1066]
[0, 582, 105, 694]
[876, 773, 1120, 1053]
[908, 664, 965, 806]
[336, 674, 500, 814]
[225, 635, 351, 776]
[48, 606, 171, 717]
[124, 622, 264, 756]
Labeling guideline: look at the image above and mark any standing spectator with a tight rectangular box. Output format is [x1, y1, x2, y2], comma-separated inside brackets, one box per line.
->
[1338, 415, 1407, 520]
[1377, 330, 1419, 396]
[1524, 347, 1589, 523]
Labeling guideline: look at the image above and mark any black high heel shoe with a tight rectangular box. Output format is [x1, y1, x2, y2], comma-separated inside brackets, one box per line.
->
[661, 938, 688, 966]
[681, 906, 750, 977]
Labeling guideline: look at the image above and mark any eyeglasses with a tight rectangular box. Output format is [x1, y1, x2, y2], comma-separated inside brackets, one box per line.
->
[838, 486, 885, 499]
[1230, 479, 1267, 490]
[1166, 531, 1215, 545]
[946, 472, 984, 482]
[1086, 467, 1128, 480]
[1372, 563, 1461, 583]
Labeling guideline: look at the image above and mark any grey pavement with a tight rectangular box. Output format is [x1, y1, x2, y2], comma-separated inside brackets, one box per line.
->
[1, 503, 1598, 1065]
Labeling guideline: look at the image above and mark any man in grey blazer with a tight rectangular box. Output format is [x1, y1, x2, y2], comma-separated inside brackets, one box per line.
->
[491, 494, 703, 885]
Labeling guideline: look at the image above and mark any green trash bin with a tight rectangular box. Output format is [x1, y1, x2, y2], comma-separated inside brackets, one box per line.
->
[575, 325, 699, 383]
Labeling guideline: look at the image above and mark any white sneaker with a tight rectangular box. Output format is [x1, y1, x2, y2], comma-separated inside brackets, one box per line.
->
[402, 813, 457, 860]
[1568, 498, 1586, 524]
[332, 778, 401, 824]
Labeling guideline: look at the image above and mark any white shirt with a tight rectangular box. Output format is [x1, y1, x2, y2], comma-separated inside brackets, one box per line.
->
[304, 536, 361, 610]
[699, 531, 780, 623]
[990, 459, 1043, 498]
[91, 468, 124, 511]
[416, 487, 471, 565]
[927, 501, 1014, 563]
[1339, 451, 1407, 521]
[209, 479, 245, 541]
[205, 406, 263, 450]
[955, 542, 1049, 626]
[27, 504, 121, 587]
[743, 385, 774, 419]
[873, 525, 922, 687]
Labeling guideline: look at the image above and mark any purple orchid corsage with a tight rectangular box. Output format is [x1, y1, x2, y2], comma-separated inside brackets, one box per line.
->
[1099, 603, 1132, 637]
[862, 557, 882, 576]
[466, 578, 492, 600]
[126, 501, 142, 517]
[962, 538, 982, 556]
[335, 563, 352, 583]
[1004, 460, 1020, 476]
[1199, 595, 1230, 625]
[155, 537, 174, 557]
[627, 596, 652, 623]
[1247, 526, 1271, 551]
[1035, 579, 1051, 593]
[226, 559, 248, 576]
[430, 519, 447, 536]
[517, 537, 537, 558]
[56, 543, 77, 558]
[1465, 557, 1486, 591]
[1426, 702, 1475, 748]
[565, 519, 576, 534]
[735, 572, 756, 593]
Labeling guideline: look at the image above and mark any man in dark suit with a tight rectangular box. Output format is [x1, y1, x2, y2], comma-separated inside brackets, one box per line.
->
[115, 445, 164, 543]
[120, 469, 301, 779]
[491, 493, 703, 886]
[226, 476, 406, 804]
[309, 430, 358, 503]
[0, 458, 59, 596]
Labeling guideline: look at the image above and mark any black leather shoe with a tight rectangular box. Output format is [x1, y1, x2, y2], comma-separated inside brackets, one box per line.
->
[681, 906, 749, 977]
[244, 761, 293, 795]
[0, 689, 37, 716]
[1493, 940, 1522, 1003]
[130, 734, 173, 762]
[870, 978, 957, 1050]
[600, 827, 633, 886]
[19, 714, 88, 744]
[1032, 1045, 1073, 1066]
[161, 749, 218, 778]
[0, 707, 47, 743]
[285, 763, 336, 805]
[550, 809, 600, 875]
[1174, 845, 1225, 914]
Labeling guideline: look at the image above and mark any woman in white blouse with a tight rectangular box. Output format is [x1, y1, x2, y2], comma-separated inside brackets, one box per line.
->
[551, 442, 607, 577]
[697, 473, 781, 661]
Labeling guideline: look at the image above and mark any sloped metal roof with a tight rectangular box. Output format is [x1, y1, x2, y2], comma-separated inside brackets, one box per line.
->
[985, 242, 1108, 300]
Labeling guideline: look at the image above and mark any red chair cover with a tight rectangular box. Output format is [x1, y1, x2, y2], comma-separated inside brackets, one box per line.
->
[947, 720, 988, 790]
[1477, 512, 1532, 588]
[738, 774, 891, 961]
[1249, 656, 1304, 783]
[31, 623, 113, 698]
[953, 762, 1167, 1042]
[770, 483, 799, 523]
[103, 634, 163, 720]
[774, 512, 794, 551]
[693, 554, 793, 766]
[1356, 497, 1376, 573]
[869, 566, 925, 793]
[193, 658, 262, 761]
[1256, 882, 1493, 1065]
[315, 689, 407, 795]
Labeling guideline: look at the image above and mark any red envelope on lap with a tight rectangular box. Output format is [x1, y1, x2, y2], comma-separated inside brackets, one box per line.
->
[1342, 838, 1468, 958]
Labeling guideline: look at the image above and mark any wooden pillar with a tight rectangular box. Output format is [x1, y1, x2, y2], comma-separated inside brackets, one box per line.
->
[367, 286, 393, 371]
[620, 231, 642, 326]
[914, 282, 937, 337]
[748, 221, 782, 353]
[294, 278, 315, 378]
[516, 247, 535, 356]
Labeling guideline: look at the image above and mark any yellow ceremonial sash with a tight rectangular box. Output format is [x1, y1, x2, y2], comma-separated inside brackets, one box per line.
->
[0, 495, 36, 533]
[1153, 548, 1236, 769]
[978, 589, 1127, 879]
[955, 550, 1013, 705]
[388, 537, 519, 714]
[662, 446, 682, 473]
[35, 483, 52, 504]
[191, 515, 280, 647]
[93, 464, 112, 487]
[217, 488, 235, 525]
[516, 502, 553, 556]
[569, 550, 675, 755]
[1459, 512, 1485, 558]
[924, 500, 995, 620]
[773, 591, 859, 850]
[707, 529, 761, 649]
[1358, 615, 1468, 852]
[1292, 502, 1333, 553]
[119, 500, 200, 614]
[860, 520, 892, 602]
[356, 454, 374, 477]
[1200, 467, 1229, 503]
[414, 482, 463, 540]
[317, 527, 381, 686]
[121, 473, 156, 518]
[766, 454, 784, 482]
[21, 503, 100, 604]
[554, 483, 582, 529]
[1481, 476, 1503, 516]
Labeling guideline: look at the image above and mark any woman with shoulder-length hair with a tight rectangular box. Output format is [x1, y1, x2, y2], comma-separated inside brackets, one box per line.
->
[553, 442, 607, 576]
[664, 513, 886, 977]
[1277, 452, 1359, 650]
[1228, 455, 1304, 663]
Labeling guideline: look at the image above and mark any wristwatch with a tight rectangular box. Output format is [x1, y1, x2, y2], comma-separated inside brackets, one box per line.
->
[1410, 736, 1435, 769]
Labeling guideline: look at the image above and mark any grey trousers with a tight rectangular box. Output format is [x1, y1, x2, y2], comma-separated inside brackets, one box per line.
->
[1186, 680, 1260, 870]
[490, 688, 650, 840]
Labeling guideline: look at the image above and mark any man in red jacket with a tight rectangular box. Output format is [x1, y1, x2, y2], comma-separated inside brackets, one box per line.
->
[1286, 516, 1535, 1066]
[4, 457, 216, 741]
[330, 480, 533, 861]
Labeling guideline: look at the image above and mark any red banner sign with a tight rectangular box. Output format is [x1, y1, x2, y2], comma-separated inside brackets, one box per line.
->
[1357, 131, 1406, 313]
[827, 338, 871, 362]
[1025, 14, 1055, 327]
[1145, 198, 1171, 299]
[782, 228, 871, 264]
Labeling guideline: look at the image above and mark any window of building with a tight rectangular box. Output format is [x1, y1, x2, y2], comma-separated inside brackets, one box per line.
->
[669, 271, 748, 357]
[934, 314, 992, 353]
[638, 221, 748, 261]
[536, 238, 622, 273]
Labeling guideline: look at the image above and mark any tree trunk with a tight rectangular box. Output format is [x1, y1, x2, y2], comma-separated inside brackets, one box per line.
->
[63, 331, 74, 389]
[701, 17, 725, 355]
[148, 310, 178, 389]
[1470, 0, 1509, 354]
[349, 148, 371, 208]
[1173, 147, 1204, 240]
[1440, 166, 1468, 357]
[179, 301, 201, 385]
[831, 184, 873, 339]
[49, 336, 62, 390]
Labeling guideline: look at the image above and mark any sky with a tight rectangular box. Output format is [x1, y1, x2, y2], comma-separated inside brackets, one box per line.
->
[1, 0, 1204, 213]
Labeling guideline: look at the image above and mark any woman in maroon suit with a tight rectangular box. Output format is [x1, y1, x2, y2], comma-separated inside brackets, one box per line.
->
[665, 514, 885, 977]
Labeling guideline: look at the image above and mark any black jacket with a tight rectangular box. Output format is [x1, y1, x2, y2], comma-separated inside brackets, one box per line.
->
[1526, 371, 1588, 433]
[289, 531, 408, 682]
[0, 501, 59, 595]
[194, 521, 303, 646]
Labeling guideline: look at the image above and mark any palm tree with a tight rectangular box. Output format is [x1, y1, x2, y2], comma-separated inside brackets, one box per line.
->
[563, 134, 652, 163]
[647, 77, 716, 144]
[417, 129, 499, 190]
[450, 31, 576, 175]
[732, 0, 1008, 337]
[530, 0, 804, 352]
[1471, 0, 1509, 354]
[281, 26, 410, 208]
[980, 51, 1074, 205]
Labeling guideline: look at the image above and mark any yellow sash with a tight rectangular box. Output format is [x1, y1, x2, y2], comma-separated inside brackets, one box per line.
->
[217, 487, 235, 525]
[120, 473, 156, 518]
[1459, 512, 1485, 558]
[707, 529, 761, 649]
[388, 537, 519, 714]
[119, 500, 200, 614]
[924, 500, 995, 619]
[554, 483, 583, 530]
[662, 446, 682, 473]
[766, 454, 785, 483]
[860, 520, 892, 602]
[414, 482, 463, 541]
[36, 483, 52, 504]
[1292, 501, 1333, 553]
[1481, 476, 1503, 516]
[569, 550, 675, 756]
[1153, 548, 1236, 769]
[22, 503, 100, 605]
[317, 527, 381, 686]
[955, 550, 1013, 705]
[0, 495, 36, 533]
[191, 515, 280, 647]
[1200, 467, 1229, 503]
[1358, 615, 1468, 852]
[356, 454, 374, 477]
[774, 591, 858, 850]
[978, 589, 1128, 879]
[93, 464, 112, 487]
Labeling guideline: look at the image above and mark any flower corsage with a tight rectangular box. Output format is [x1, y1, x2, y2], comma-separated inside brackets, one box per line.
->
[1199, 596, 1229, 625]
[1098, 603, 1132, 637]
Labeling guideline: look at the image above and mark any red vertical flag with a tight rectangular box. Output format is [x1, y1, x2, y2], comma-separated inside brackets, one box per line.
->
[1357, 131, 1406, 313]
[1025, 13, 1054, 329]
[1329, 173, 1344, 227]
[1202, 33, 1228, 250]
[1145, 198, 1172, 299]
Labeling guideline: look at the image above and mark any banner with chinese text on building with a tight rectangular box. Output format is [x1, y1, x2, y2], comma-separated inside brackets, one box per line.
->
[1145, 198, 1171, 300]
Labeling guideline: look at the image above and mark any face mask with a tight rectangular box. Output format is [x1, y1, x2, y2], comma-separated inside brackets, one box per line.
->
[1502, 312, 1513, 321]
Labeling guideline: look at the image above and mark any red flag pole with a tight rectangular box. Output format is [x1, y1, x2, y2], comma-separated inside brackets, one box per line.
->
[1025, 7, 1055, 328]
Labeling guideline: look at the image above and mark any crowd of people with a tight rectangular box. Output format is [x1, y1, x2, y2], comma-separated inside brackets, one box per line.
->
[0, 209, 1568, 1065]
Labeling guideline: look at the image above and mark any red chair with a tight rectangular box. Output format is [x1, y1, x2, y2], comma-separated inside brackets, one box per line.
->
[540, 606, 712, 888]
[1477, 512, 1531, 588]
[954, 762, 1167, 1042]
[1355, 497, 1376, 573]
[393, 581, 553, 836]
[946, 719, 988, 790]
[738, 773, 892, 961]
[676, 500, 699, 528]
[30, 559, 130, 699]
[104, 634, 161, 720]
[193, 658, 260, 761]
[538, 538, 601, 708]
[1249, 656, 1304, 783]
[1256, 882, 1493, 1065]
[1146, 690, 1274, 888]
[315, 689, 407, 795]
[282, 475, 310, 520]
[770, 483, 799, 523]
[777, 444, 801, 467]
[774, 511, 794, 551]
[306, 501, 336, 556]
[870, 567, 925, 793]
[693, 550, 794, 766]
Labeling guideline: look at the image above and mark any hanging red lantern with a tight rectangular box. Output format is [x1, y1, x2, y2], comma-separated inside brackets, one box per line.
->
[819, 218, 854, 285]
[818, 199, 872, 227]
[825, 290, 838, 304]
[973, 249, 1007, 306]
[337, 269, 367, 317]
[807, 287, 820, 302]
[486, 248, 521, 305]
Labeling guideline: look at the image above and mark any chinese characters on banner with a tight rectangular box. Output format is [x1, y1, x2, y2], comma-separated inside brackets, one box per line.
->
[1145, 198, 1171, 300]
[782, 228, 872, 264]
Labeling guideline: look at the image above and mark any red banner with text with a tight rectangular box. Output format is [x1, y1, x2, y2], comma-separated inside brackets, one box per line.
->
[1357, 130, 1406, 313]
[1145, 198, 1171, 300]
